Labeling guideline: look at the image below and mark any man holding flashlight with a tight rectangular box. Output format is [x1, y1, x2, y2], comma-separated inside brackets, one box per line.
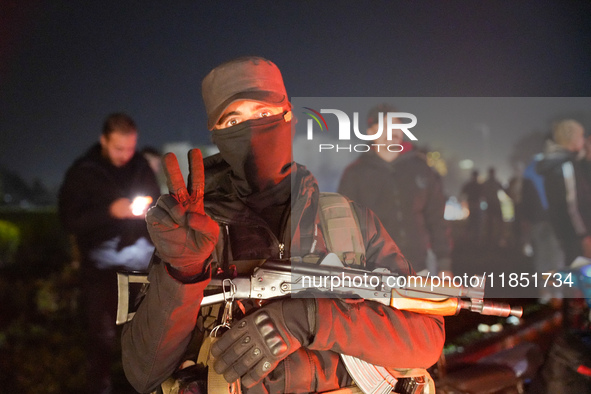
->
[59, 112, 160, 394]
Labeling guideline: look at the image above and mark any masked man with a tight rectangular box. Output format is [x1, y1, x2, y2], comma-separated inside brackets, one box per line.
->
[121, 57, 444, 394]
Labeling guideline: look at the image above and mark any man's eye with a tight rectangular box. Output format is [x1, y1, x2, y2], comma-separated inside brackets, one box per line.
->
[226, 118, 239, 127]
[259, 111, 271, 118]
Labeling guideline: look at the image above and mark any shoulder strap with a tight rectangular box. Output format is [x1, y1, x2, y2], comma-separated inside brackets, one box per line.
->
[318, 192, 366, 267]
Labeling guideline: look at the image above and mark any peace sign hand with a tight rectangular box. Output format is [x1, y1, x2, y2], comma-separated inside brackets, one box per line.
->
[146, 149, 219, 278]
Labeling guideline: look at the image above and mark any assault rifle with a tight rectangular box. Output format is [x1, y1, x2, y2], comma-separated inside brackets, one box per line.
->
[197, 253, 522, 317]
[117, 252, 522, 325]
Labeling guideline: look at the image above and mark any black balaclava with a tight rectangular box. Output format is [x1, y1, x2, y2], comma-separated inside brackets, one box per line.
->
[211, 112, 293, 198]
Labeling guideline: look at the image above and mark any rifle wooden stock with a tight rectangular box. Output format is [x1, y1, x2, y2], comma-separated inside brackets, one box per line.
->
[389, 292, 461, 316]
[389, 289, 523, 318]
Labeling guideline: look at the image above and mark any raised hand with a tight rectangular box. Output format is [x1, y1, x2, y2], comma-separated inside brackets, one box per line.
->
[146, 149, 219, 277]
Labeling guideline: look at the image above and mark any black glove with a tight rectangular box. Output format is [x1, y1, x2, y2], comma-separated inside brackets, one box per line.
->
[211, 298, 316, 388]
[146, 149, 219, 278]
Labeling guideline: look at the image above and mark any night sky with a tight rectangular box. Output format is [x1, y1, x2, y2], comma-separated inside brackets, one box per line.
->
[1, 1, 591, 194]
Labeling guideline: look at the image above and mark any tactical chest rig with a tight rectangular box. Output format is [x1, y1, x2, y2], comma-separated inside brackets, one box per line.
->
[117, 192, 434, 394]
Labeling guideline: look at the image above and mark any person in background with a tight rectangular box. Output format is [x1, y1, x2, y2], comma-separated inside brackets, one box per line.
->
[536, 119, 591, 264]
[461, 169, 484, 245]
[338, 103, 453, 275]
[58, 113, 160, 394]
[536, 119, 591, 328]
[481, 167, 505, 248]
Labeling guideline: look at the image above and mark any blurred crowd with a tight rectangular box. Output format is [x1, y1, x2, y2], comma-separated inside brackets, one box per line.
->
[460, 119, 591, 300]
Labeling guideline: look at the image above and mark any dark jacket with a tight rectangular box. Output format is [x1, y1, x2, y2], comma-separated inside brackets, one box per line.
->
[338, 149, 452, 272]
[536, 142, 591, 259]
[121, 154, 445, 393]
[58, 143, 161, 258]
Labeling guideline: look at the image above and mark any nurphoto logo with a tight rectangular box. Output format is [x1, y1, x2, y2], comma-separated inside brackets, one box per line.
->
[303, 108, 418, 153]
